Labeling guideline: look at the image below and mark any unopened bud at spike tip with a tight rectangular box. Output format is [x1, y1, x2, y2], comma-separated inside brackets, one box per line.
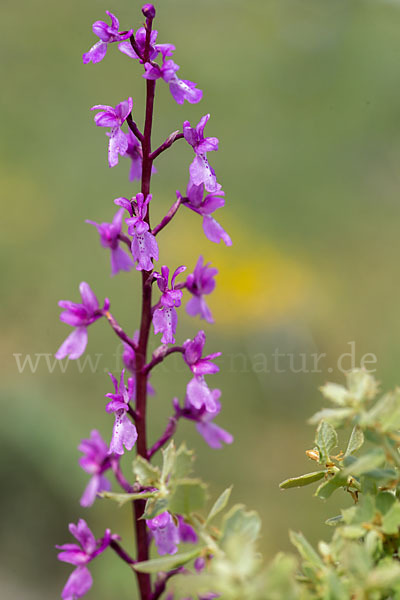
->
[142, 4, 156, 19]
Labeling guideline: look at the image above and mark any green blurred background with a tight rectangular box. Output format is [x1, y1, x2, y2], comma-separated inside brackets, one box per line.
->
[2, 0, 400, 597]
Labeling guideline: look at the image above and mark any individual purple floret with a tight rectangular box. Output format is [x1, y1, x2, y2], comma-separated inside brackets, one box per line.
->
[56, 519, 115, 599]
[105, 370, 138, 455]
[146, 512, 197, 556]
[186, 256, 218, 323]
[153, 265, 186, 344]
[184, 331, 221, 375]
[183, 115, 220, 192]
[174, 393, 233, 449]
[78, 430, 112, 507]
[115, 193, 159, 271]
[125, 130, 143, 181]
[83, 11, 132, 65]
[124, 130, 157, 182]
[86, 209, 135, 276]
[178, 181, 232, 246]
[183, 331, 221, 412]
[143, 59, 203, 105]
[55, 282, 109, 360]
[91, 98, 133, 168]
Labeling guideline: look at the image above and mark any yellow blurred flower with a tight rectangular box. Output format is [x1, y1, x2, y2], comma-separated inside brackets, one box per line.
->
[162, 215, 311, 330]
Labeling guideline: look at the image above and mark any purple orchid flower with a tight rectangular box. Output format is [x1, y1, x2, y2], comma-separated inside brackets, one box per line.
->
[174, 392, 233, 450]
[178, 181, 232, 246]
[183, 331, 221, 412]
[78, 430, 112, 507]
[124, 130, 157, 182]
[91, 98, 133, 168]
[184, 331, 221, 375]
[186, 256, 218, 323]
[83, 12, 133, 65]
[86, 209, 135, 276]
[55, 283, 109, 361]
[115, 193, 159, 271]
[153, 265, 186, 344]
[56, 519, 115, 599]
[183, 115, 220, 193]
[143, 59, 202, 105]
[105, 370, 138, 455]
[125, 130, 143, 181]
[146, 512, 197, 556]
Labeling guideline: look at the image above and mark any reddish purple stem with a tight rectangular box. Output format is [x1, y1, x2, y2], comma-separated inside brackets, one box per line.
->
[103, 311, 137, 351]
[150, 131, 184, 161]
[147, 414, 179, 459]
[110, 539, 136, 566]
[133, 11, 156, 600]
[111, 458, 134, 493]
[143, 345, 185, 374]
[152, 196, 182, 236]
[127, 114, 144, 143]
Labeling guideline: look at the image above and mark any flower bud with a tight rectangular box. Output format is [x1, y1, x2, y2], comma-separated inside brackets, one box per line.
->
[142, 4, 156, 19]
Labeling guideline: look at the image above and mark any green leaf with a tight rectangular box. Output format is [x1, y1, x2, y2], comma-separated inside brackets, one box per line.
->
[315, 421, 338, 464]
[142, 496, 169, 520]
[133, 455, 161, 487]
[206, 486, 233, 524]
[343, 448, 385, 477]
[279, 471, 326, 489]
[325, 515, 344, 527]
[161, 440, 176, 484]
[381, 502, 400, 535]
[345, 426, 364, 457]
[376, 491, 396, 516]
[168, 478, 207, 516]
[320, 382, 349, 406]
[220, 505, 261, 549]
[366, 562, 400, 590]
[346, 369, 378, 402]
[308, 408, 353, 427]
[173, 443, 194, 480]
[134, 548, 202, 573]
[289, 531, 324, 567]
[342, 495, 375, 525]
[315, 473, 347, 500]
[339, 525, 366, 539]
[100, 491, 156, 507]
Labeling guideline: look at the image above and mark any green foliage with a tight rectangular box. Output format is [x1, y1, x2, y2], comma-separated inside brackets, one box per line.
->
[275, 370, 400, 599]
[102, 371, 400, 599]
